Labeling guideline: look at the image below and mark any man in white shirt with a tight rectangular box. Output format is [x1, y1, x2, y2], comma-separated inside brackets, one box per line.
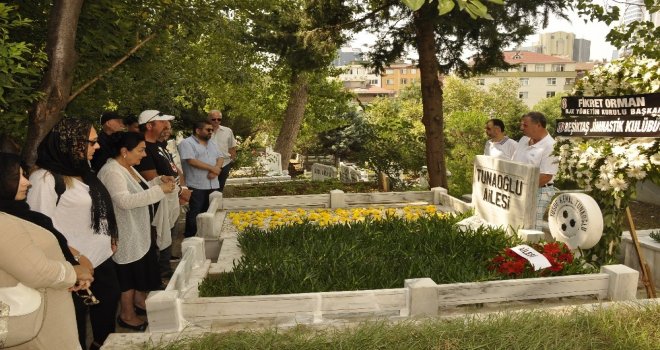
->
[208, 110, 237, 192]
[512, 112, 558, 230]
[483, 118, 517, 160]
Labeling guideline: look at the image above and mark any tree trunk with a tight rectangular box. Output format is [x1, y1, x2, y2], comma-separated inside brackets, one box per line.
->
[22, 0, 84, 167]
[413, 6, 448, 189]
[274, 71, 309, 170]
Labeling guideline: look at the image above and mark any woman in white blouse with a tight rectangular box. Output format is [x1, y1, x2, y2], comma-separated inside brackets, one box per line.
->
[97, 132, 175, 331]
[27, 118, 119, 350]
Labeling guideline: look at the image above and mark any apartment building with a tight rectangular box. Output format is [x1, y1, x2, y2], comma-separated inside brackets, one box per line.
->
[475, 51, 577, 107]
[379, 63, 421, 94]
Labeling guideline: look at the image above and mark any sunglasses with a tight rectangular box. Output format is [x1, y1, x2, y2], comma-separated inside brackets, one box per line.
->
[76, 288, 100, 306]
[210, 118, 222, 121]
[145, 112, 164, 123]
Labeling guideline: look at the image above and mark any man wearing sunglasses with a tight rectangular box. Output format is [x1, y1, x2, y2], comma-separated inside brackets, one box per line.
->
[177, 120, 225, 238]
[208, 110, 237, 192]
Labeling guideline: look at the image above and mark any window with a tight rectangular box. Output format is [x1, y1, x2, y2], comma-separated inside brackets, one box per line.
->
[535, 64, 545, 72]
[519, 78, 529, 86]
[546, 91, 556, 98]
[369, 79, 379, 85]
[476, 78, 485, 86]
[400, 69, 407, 74]
[386, 79, 394, 85]
[520, 65, 528, 72]
[411, 69, 417, 74]
[400, 78, 408, 84]
[552, 64, 565, 72]
[565, 78, 575, 85]
[547, 78, 557, 85]
[519, 91, 528, 99]
[385, 69, 394, 74]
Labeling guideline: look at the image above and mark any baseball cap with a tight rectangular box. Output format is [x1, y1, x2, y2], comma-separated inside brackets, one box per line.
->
[138, 110, 175, 124]
[100, 111, 122, 125]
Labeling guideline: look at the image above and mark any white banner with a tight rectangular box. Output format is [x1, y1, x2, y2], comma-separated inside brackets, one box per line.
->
[510, 244, 552, 271]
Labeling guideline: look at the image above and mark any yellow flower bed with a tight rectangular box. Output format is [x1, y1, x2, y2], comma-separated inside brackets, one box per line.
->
[228, 205, 447, 232]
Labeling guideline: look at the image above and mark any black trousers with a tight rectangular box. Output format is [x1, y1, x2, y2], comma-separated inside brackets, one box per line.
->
[73, 257, 120, 349]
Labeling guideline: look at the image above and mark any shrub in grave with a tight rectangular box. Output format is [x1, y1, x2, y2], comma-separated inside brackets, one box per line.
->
[488, 241, 596, 278]
[198, 210, 598, 297]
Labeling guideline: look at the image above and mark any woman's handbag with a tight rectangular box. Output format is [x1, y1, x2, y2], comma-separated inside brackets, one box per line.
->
[0, 283, 46, 347]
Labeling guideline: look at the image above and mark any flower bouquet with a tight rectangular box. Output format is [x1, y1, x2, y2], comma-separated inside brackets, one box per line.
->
[487, 242, 594, 278]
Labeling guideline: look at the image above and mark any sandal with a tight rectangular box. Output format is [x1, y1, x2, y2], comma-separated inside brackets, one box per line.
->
[116, 316, 148, 331]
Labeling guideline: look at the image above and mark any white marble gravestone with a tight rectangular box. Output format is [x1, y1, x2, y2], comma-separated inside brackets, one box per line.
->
[339, 163, 366, 183]
[257, 147, 283, 176]
[471, 155, 539, 230]
[311, 163, 338, 181]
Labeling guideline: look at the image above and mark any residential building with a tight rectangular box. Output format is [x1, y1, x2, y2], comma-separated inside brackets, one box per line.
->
[379, 63, 421, 94]
[474, 51, 577, 107]
[333, 47, 364, 67]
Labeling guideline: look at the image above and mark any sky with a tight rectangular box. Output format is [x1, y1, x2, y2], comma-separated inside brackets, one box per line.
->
[349, 6, 618, 62]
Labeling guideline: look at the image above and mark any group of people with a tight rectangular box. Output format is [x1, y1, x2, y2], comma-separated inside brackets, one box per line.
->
[483, 112, 558, 229]
[0, 109, 236, 349]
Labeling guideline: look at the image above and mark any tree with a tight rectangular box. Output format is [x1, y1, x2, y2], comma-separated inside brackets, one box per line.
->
[231, 0, 357, 169]
[0, 3, 46, 141]
[364, 0, 571, 188]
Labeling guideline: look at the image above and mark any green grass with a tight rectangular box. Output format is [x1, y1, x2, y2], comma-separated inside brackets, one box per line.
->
[142, 303, 660, 350]
[199, 214, 523, 297]
[222, 179, 379, 198]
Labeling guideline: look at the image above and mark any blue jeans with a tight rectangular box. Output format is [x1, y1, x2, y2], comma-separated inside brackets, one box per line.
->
[218, 163, 232, 192]
[184, 188, 215, 237]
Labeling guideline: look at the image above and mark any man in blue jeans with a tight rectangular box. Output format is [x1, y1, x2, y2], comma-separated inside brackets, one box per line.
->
[177, 120, 226, 237]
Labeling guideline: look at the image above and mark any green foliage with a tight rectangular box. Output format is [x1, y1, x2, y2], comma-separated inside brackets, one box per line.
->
[223, 179, 379, 198]
[575, 0, 658, 59]
[199, 213, 517, 297]
[357, 87, 426, 189]
[650, 230, 660, 243]
[0, 3, 46, 141]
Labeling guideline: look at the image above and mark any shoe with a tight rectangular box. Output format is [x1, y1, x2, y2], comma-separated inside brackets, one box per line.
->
[134, 306, 147, 316]
[116, 316, 148, 331]
[169, 255, 181, 262]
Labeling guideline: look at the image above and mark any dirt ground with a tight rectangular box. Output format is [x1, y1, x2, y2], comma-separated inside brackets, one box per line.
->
[625, 200, 660, 231]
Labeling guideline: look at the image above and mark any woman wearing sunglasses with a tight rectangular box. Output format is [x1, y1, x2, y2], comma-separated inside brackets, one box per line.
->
[0, 151, 93, 349]
[27, 118, 120, 350]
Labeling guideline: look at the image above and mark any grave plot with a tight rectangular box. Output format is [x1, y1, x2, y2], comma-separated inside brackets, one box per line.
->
[101, 186, 640, 350]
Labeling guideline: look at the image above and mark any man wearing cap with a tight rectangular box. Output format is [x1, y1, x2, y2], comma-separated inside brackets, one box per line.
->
[178, 120, 225, 238]
[91, 111, 125, 171]
[512, 111, 558, 230]
[134, 110, 188, 278]
[208, 110, 237, 192]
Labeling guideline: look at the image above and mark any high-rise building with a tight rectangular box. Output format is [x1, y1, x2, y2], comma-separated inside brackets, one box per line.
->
[572, 38, 591, 62]
[538, 31, 575, 59]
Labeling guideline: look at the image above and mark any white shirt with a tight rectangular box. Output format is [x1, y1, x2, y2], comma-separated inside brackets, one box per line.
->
[210, 126, 237, 167]
[484, 137, 518, 160]
[27, 169, 112, 268]
[97, 159, 165, 264]
[512, 134, 559, 180]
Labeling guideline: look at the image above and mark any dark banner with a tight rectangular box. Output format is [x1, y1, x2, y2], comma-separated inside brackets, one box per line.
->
[557, 93, 660, 137]
[555, 116, 660, 137]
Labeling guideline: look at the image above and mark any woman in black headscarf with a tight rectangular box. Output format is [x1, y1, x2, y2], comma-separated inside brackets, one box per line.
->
[27, 118, 121, 350]
[0, 152, 92, 349]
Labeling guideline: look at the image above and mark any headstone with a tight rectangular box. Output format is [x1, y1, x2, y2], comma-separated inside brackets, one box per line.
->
[339, 162, 365, 183]
[311, 163, 337, 181]
[471, 155, 539, 231]
[257, 147, 283, 176]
